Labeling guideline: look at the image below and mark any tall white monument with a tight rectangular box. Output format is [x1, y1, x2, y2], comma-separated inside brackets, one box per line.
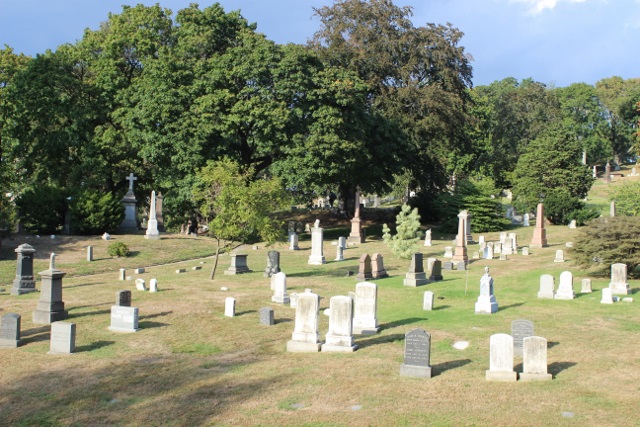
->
[145, 191, 160, 240]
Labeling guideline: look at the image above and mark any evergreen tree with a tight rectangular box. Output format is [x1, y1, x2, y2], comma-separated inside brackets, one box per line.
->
[382, 204, 423, 259]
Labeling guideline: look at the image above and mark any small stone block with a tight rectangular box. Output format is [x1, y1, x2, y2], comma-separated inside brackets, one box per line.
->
[443, 262, 453, 270]
[400, 364, 432, 378]
[176, 269, 186, 274]
[286, 340, 322, 352]
[192, 266, 202, 271]
[519, 373, 553, 381]
[134, 268, 145, 274]
[485, 371, 517, 382]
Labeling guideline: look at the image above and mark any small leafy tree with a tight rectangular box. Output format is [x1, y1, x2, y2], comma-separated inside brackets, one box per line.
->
[382, 204, 423, 259]
[571, 216, 640, 276]
[193, 159, 290, 280]
[70, 189, 125, 235]
[611, 182, 640, 216]
[15, 186, 67, 234]
[544, 189, 599, 226]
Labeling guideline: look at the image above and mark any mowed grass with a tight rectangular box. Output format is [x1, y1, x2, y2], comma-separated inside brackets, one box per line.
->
[1, 188, 639, 426]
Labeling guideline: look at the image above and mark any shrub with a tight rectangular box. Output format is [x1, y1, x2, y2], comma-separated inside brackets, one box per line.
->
[611, 182, 640, 216]
[571, 216, 640, 276]
[15, 186, 67, 234]
[69, 189, 124, 235]
[107, 242, 130, 257]
[382, 204, 423, 259]
[544, 190, 599, 226]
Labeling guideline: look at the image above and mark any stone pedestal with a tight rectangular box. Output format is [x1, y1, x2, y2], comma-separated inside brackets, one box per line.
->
[348, 217, 364, 244]
[33, 260, 68, 324]
[11, 243, 37, 295]
[308, 227, 326, 265]
[119, 190, 138, 232]
[452, 211, 469, 263]
[224, 254, 252, 275]
[529, 203, 548, 248]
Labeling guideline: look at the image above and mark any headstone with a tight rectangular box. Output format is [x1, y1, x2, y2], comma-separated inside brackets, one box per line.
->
[264, 250, 281, 278]
[289, 292, 298, 308]
[537, 274, 555, 299]
[423, 291, 434, 311]
[455, 260, 467, 270]
[308, 224, 326, 265]
[33, 253, 68, 324]
[135, 268, 145, 274]
[554, 250, 565, 263]
[427, 258, 443, 281]
[475, 266, 498, 314]
[399, 329, 432, 378]
[109, 306, 139, 332]
[601, 287, 614, 304]
[478, 235, 485, 244]
[483, 246, 494, 260]
[403, 253, 429, 287]
[175, 269, 186, 274]
[356, 254, 373, 280]
[443, 261, 454, 271]
[0, 313, 22, 348]
[485, 333, 517, 381]
[116, 290, 131, 307]
[224, 297, 236, 317]
[581, 278, 592, 293]
[289, 232, 300, 250]
[119, 172, 138, 232]
[443, 246, 453, 258]
[530, 203, 548, 248]
[271, 272, 290, 304]
[554, 271, 575, 300]
[87, 246, 93, 262]
[502, 239, 513, 255]
[224, 254, 252, 275]
[371, 253, 388, 278]
[348, 190, 365, 244]
[499, 253, 507, 261]
[609, 263, 629, 295]
[155, 192, 165, 232]
[192, 266, 202, 271]
[144, 190, 161, 240]
[508, 232, 518, 252]
[592, 165, 597, 178]
[423, 229, 432, 246]
[523, 213, 530, 227]
[565, 242, 573, 248]
[494, 242, 502, 254]
[10, 243, 37, 295]
[522, 247, 529, 256]
[119, 268, 126, 281]
[519, 336, 552, 381]
[452, 211, 469, 263]
[511, 319, 534, 357]
[259, 307, 275, 326]
[135, 278, 146, 291]
[499, 232, 507, 244]
[148, 278, 158, 293]
[338, 236, 347, 249]
[604, 161, 611, 183]
[286, 291, 322, 352]
[472, 251, 480, 260]
[321, 296, 357, 352]
[102, 232, 111, 240]
[353, 282, 379, 335]
[465, 212, 475, 244]
[335, 244, 344, 261]
[568, 219, 577, 229]
[48, 321, 76, 354]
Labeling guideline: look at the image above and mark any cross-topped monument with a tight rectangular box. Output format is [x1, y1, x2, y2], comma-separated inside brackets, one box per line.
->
[126, 173, 138, 192]
[119, 172, 139, 232]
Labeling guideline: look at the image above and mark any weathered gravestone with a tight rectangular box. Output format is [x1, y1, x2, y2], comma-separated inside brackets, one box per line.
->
[225, 297, 236, 317]
[423, 291, 434, 311]
[403, 253, 429, 287]
[11, 243, 36, 295]
[134, 267, 145, 274]
[109, 306, 139, 332]
[289, 232, 300, 251]
[353, 282, 379, 335]
[609, 263, 630, 295]
[48, 321, 76, 354]
[135, 278, 146, 291]
[399, 329, 432, 379]
[443, 246, 453, 259]
[519, 336, 552, 381]
[427, 258, 443, 281]
[116, 290, 131, 307]
[87, 246, 93, 262]
[335, 244, 344, 261]
[483, 246, 494, 260]
[475, 267, 498, 314]
[523, 213, 530, 227]
[119, 268, 126, 281]
[144, 190, 161, 240]
[554, 250, 565, 263]
[423, 229, 432, 247]
[601, 287, 614, 304]
[148, 278, 158, 293]
[259, 307, 275, 326]
[555, 271, 575, 300]
[568, 219, 577, 229]
[371, 253, 388, 278]
[271, 272, 290, 304]
[286, 291, 322, 352]
[522, 247, 529, 256]
[0, 313, 22, 348]
[581, 278, 592, 293]
[224, 254, 252, 275]
[356, 254, 373, 281]
[537, 274, 555, 299]
[338, 236, 347, 249]
[486, 333, 517, 381]
[308, 223, 326, 265]
[322, 296, 357, 352]
[511, 319, 534, 357]
[33, 253, 68, 324]
[264, 250, 281, 278]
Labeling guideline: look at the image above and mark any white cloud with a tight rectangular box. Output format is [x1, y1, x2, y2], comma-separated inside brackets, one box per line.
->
[510, 0, 588, 14]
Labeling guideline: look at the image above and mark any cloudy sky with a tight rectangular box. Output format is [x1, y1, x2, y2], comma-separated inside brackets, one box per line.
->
[1, 0, 638, 87]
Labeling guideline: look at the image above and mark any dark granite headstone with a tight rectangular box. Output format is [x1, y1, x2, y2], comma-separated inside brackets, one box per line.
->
[0, 313, 22, 348]
[11, 243, 37, 295]
[511, 319, 534, 357]
[400, 328, 432, 378]
[428, 259, 443, 281]
[264, 251, 281, 278]
[259, 307, 275, 326]
[409, 253, 425, 273]
[116, 290, 131, 307]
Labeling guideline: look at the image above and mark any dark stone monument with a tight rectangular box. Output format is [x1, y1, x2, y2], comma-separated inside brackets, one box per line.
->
[403, 253, 428, 287]
[224, 254, 252, 275]
[119, 172, 139, 232]
[116, 290, 132, 307]
[356, 254, 373, 280]
[11, 243, 37, 295]
[400, 328, 432, 378]
[511, 319, 534, 357]
[0, 313, 22, 348]
[259, 307, 275, 326]
[371, 253, 388, 278]
[33, 253, 68, 324]
[264, 250, 281, 278]
[427, 258, 443, 281]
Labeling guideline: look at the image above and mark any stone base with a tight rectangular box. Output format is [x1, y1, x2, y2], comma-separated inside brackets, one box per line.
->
[486, 370, 517, 381]
[356, 273, 373, 281]
[0, 338, 22, 348]
[429, 275, 443, 281]
[554, 293, 575, 300]
[400, 364, 432, 378]
[144, 234, 160, 240]
[286, 340, 322, 353]
[372, 271, 388, 279]
[529, 243, 548, 249]
[108, 326, 139, 333]
[454, 261, 466, 270]
[10, 281, 37, 295]
[609, 283, 630, 295]
[223, 267, 252, 275]
[519, 372, 552, 381]
[347, 235, 364, 244]
[352, 326, 380, 335]
[537, 292, 554, 299]
[33, 310, 68, 325]
[404, 272, 429, 287]
[442, 262, 453, 270]
[307, 256, 326, 265]
[47, 350, 74, 355]
[321, 343, 358, 352]
[271, 295, 290, 304]
[475, 300, 498, 314]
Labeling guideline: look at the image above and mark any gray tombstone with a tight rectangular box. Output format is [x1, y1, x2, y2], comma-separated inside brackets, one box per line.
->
[511, 319, 534, 357]
[49, 321, 76, 354]
[264, 250, 281, 278]
[119, 172, 138, 232]
[371, 253, 388, 278]
[109, 306, 139, 332]
[224, 254, 252, 275]
[0, 313, 22, 348]
[427, 258, 443, 281]
[356, 254, 373, 281]
[404, 253, 429, 287]
[289, 232, 300, 250]
[116, 290, 131, 307]
[400, 329, 432, 378]
[11, 243, 37, 295]
[33, 254, 68, 324]
[335, 244, 344, 261]
[259, 307, 275, 326]
[87, 246, 93, 262]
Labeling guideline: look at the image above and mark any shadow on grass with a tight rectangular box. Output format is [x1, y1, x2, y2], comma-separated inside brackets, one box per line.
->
[22, 325, 51, 343]
[380, 317, 427, 331]
[548, 341, 560, 349]
[68, 309, 112, 319]
[236, 310, 256, 316]
[548, 361, 577, 376]
[68, 302, 112, 311]
[499, 302, 525, 311]
[76, 340, 115, 353]
[144, 311, 173, 319]
[432, 359, 473, 376]
[138, 320, 169, 329]
[356, 333, 405, 349]
[275, 318, 292, 324]
[433, 305, 451, 311]
[66, 281, 107, 289]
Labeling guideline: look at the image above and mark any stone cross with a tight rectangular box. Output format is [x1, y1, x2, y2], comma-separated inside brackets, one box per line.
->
[126, 173, 138, 191]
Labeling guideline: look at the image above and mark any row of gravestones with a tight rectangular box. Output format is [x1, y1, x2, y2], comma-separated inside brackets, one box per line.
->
[538, 265, 634, 303]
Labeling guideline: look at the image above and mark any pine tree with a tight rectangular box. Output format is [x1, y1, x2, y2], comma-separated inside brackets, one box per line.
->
[382, 204, 423, 259]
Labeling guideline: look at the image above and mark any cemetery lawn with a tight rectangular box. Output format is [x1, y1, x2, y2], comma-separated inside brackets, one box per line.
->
[1, 214, 639, 426]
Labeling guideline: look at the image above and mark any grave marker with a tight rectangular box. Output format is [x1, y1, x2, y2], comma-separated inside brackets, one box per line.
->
[259, 307, 275, 326]
[511, 319, 534, 357]
[49, 321, 76, 354]
[609, 263, 629, 295]
[537, 274, 555, 299]
[423, 291, 434, 311]
[109, 306, 139, 332]
[356, 254, 373, 280]
[486, 333, 516, 381]
[116, 290, 131, 307]
[321, 296, 357, 352]
[403, 253, 429, 287]
[0, 313, 22, 348]
[353, 282, 379, 335]
[519, 336, 552, 381]
[286, 291, 322, 352]
[400, 329, 432, 378]
[555, 271, 575, 300]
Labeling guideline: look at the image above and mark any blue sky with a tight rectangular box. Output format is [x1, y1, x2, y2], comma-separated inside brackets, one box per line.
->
[1, 0, 638, 87]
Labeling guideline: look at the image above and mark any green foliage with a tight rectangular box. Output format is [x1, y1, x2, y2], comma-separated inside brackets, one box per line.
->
[571, 216, 640, 276]
[69, 190, 125, 235]
[382, 204, 423, 259]
[544, 190, 599, 225]
[611, 182, 640, 216]
[107, 242, 130, 257]
[0, 193, 17, 232]
[15, 186, 67, 234]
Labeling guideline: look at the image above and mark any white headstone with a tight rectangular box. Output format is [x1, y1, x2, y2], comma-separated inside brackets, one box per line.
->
[554, 250, 565, 263]
[148, 278, 158, 293]
[224, 297, 236, 317]
[321, 296, 357, 352]
[486, 333, 516, 381]
[423, 229, 432, 247]
[308, 226, 326, 265]
[423, 291, 434, 311]
[601, 287, 614, 304]
[537, 274, 555, 299]
[335, 244, 344, 261]
[352, 282, 379, 335]
[523, 213, 530, 227]
[144, 190, 161, 240]
[135, 278, 146, 291]
[555, 271, 575, 300]
[271, 272, 290, 304]
[443, 246, 453, 258]
[519, 336, 552, 381]
[289, 232, 300, 250]
[475, 267, 498, 314]
[568, 219, 577, 229]
[286, 291, 322, 352]
[609, 263, 629, 295]
[49, 321, 76, 354]
[580, 278, 592, 293]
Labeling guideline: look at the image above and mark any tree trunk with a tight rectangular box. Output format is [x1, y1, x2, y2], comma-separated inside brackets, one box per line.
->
[209, 240, 221, 280]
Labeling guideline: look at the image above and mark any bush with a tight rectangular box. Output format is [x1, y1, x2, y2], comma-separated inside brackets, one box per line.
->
[107, 242, 130, 257]
[69, 189, 124, 235]
[15, 186, 67, 234]
[544, 190, 599, 226]
[611, 182, 640, 216]
[571, 216, 640, 276]
[382, 204, 423, 259]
